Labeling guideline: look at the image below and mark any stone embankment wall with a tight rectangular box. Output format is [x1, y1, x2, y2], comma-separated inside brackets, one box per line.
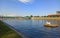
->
[31, 17, 60, 20]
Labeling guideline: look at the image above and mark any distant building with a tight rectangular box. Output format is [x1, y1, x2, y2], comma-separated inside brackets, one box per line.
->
[48, 11, 60, 17]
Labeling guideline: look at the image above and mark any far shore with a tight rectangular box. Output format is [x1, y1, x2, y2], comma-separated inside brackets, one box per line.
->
[31, 17, 60, 20]
[0, 17, 60, 20]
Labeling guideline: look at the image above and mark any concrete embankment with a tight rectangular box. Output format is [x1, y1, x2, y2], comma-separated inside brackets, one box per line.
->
[0, 20, 23, 38]
[31, 17, 60, 20]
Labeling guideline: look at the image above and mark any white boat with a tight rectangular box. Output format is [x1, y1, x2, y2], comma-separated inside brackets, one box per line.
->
[46, 22, 51, 25]
[44, 22, 59, 27]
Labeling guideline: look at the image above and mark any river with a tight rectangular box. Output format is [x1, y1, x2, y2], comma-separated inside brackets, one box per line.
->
[3, 19, 60, 38]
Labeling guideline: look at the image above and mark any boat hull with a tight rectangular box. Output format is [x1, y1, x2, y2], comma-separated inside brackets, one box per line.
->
[44, 24, 59, 28]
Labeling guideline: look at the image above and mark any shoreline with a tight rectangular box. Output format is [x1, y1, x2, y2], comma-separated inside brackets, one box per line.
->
[0, 20, 23, 38]
[1, 17, 60, 20]
[3, 21, 27, 38]
[31, 17, 60, 20]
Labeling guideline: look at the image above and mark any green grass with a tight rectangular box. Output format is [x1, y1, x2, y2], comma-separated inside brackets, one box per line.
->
[0, 21, 22, 38]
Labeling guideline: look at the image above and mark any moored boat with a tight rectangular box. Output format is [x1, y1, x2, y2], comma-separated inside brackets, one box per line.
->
[44, 22, 59, 27]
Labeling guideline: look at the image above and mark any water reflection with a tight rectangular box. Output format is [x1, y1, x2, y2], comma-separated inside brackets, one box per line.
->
[3, 19, 60, 38]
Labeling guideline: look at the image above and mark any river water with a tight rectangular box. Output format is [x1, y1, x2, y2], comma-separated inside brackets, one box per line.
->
[3, 19, 60, 38]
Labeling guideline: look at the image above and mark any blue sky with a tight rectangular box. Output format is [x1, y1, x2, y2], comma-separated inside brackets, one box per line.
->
[0, 0, 60, 16]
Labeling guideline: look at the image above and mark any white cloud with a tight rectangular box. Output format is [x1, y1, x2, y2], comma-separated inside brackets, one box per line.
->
[18, 0, 33, 3]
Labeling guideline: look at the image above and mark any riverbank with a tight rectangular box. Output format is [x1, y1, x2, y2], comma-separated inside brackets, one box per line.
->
[0, 20, 22, 38]
[31, 17, 60, 20]
[1, 17, 60, 21]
